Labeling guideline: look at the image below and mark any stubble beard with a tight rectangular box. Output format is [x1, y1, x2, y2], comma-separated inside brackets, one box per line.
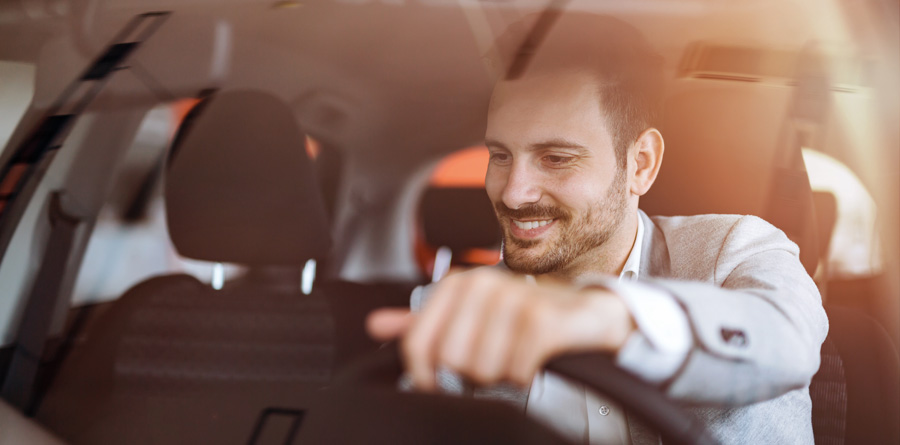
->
[497, 169, 629, 276]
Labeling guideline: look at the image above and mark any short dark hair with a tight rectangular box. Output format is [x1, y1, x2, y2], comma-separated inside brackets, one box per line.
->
[491, 13, 665, 168]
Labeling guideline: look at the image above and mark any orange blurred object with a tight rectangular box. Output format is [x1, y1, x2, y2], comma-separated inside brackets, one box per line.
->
[429, 146, 489, 187]
[416, 146, 500, 279]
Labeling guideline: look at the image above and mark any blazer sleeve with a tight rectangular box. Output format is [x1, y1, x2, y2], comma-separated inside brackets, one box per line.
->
[646, 215, 828, 406]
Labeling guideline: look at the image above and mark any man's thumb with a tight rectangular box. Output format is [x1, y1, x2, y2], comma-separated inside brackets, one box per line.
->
[366, 308, 414, 341]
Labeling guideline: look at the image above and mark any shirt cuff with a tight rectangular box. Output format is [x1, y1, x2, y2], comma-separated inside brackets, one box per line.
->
[577, 278, 692, 384]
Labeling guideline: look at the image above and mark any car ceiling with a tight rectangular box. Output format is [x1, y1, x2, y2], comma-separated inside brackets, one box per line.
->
[0, 0, 875, 171]
[0, 0, 896, 333]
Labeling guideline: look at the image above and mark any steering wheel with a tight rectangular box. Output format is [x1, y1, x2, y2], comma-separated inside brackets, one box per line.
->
[293, 343, 717, 445]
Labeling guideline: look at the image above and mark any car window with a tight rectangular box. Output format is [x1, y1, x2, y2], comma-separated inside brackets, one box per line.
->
[0, 61, 35, 158]
[803, 148, 881, 279]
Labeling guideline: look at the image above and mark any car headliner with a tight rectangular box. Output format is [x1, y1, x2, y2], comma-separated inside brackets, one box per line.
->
[0, 0, 882, 164]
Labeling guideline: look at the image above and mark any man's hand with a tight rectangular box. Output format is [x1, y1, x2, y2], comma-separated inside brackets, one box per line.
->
[366, 268, 635, 391]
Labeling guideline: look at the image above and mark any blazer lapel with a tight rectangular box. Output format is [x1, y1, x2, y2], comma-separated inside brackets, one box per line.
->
[638, 209, 671, 279]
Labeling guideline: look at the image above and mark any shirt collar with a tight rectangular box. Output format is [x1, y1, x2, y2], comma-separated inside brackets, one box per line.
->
[520, 211, 644, 285]
[619, 213, 644, 283]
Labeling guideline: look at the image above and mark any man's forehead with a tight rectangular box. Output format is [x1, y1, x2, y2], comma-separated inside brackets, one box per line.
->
[489, 69, 599, 109]
[486, 70, 612, 150]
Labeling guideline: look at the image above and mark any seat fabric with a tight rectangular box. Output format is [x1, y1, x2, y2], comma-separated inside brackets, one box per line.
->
[809, 306, 900, 444]
[37, 89, 341, 444]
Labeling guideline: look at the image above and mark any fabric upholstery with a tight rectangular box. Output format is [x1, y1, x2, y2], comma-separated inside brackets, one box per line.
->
[37, 89, 342, 444]
[114, 276, 334, 395]
[165, 89, 332, 265]
[820, 305, 900, 444]
[420, 187, 500, 252]
[809, 337, 847, 445]
[645, 80, 819, 275]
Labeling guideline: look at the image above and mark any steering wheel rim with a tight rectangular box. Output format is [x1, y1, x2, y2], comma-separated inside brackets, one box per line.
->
[333, 342, 717, 445]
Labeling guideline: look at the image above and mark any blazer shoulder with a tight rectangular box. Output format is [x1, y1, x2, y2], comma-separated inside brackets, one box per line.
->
[646, 213, 785, 281]
[648, 213, 744, 242]
[648, 213, 786, 237]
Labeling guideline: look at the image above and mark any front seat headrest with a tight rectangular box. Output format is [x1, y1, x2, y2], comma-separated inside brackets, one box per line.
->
[165, 89, 332, 266]
[642, 81, 818, 276]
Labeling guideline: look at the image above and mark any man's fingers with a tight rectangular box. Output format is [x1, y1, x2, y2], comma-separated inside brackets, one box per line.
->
[470, 291, 521, 384]
[509, 303, 556, 386]
[366, 308, 413, 341]
[438, 276, 495, 373]
[404, 277, 463, 391]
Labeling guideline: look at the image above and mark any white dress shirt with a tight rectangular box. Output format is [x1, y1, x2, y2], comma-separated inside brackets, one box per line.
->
[525, 214, 693, 444]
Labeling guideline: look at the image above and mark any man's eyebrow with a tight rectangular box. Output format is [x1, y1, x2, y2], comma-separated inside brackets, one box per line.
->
[484, 138, 589, 153]
[484, 138, 508, 149]
[531, 138, 588, 151]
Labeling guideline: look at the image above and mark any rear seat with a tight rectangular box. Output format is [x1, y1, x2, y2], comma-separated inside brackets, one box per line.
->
[37, 90, 342, 444]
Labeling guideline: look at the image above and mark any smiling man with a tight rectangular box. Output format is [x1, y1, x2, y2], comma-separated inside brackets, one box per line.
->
[486, 68, 636, 282]
[368, 13, 827, 445]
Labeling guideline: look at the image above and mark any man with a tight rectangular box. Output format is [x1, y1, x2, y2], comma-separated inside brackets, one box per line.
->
[368, 13, 828, 444]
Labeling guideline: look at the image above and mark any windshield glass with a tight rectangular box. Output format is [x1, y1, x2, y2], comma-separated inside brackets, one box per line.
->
[0, 1, 897, 444]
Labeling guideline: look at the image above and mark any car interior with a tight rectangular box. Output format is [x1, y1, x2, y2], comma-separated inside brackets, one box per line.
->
[0, 0, 897, 444]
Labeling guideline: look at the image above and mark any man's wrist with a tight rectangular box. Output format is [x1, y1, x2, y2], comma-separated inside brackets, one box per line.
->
[560, 288, 636, 354]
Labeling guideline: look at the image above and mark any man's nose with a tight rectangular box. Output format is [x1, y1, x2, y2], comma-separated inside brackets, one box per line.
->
[501, 162, 541, 210]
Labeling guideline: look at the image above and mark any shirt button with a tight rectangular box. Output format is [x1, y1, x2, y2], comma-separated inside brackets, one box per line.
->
[598, 405, 610, 416]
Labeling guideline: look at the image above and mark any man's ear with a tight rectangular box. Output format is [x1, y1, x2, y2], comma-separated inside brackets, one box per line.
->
[629, 128, 664, 196]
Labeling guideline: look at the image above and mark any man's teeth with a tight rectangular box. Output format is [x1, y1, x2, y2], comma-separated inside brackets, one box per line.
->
[513, 219, 553, 230]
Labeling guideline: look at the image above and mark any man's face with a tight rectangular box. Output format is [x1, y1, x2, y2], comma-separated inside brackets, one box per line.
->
[485, 70, 632, 277]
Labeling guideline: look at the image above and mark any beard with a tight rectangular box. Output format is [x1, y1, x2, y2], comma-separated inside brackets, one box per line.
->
[495, 169, 629, 276]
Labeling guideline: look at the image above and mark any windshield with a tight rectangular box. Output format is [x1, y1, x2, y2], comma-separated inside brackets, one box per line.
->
[0, 1, 897, 444]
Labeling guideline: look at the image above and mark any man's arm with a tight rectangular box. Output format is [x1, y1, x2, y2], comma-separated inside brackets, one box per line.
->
[368, 270, 635, 390]
[640, 215, 828, 405]
[368, 216, 827, 405]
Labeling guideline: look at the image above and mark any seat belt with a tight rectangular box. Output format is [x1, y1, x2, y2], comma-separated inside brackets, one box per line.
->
[765, 45, 832, 276]
[1, 193, 83, 413]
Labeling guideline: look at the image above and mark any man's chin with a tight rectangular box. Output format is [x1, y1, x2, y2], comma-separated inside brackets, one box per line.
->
[502, 246, 558, 275]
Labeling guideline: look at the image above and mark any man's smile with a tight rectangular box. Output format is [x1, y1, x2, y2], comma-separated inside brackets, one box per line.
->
[509, 218, 557, 239]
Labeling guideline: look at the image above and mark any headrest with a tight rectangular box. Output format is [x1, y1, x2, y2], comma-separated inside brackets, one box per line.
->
[420, 187, 501, 252]
[165, 89, 332, 266]
[642, 81, 818, 275]
[419, 148, 501, 253]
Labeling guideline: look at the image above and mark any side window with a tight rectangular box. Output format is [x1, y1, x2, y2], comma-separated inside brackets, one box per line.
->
[802, 148, 881, 280]
[71, 101, 246, 305]
[0, 61, 35, 156]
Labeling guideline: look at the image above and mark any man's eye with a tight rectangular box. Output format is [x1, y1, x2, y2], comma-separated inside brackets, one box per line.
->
[490, 153, 510, 163]
[544, 155, 573, 165]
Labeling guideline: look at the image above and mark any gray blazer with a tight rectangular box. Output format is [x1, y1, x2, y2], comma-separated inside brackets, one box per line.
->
[625, 210, 828, 444]
[412, 210, 829, 444]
